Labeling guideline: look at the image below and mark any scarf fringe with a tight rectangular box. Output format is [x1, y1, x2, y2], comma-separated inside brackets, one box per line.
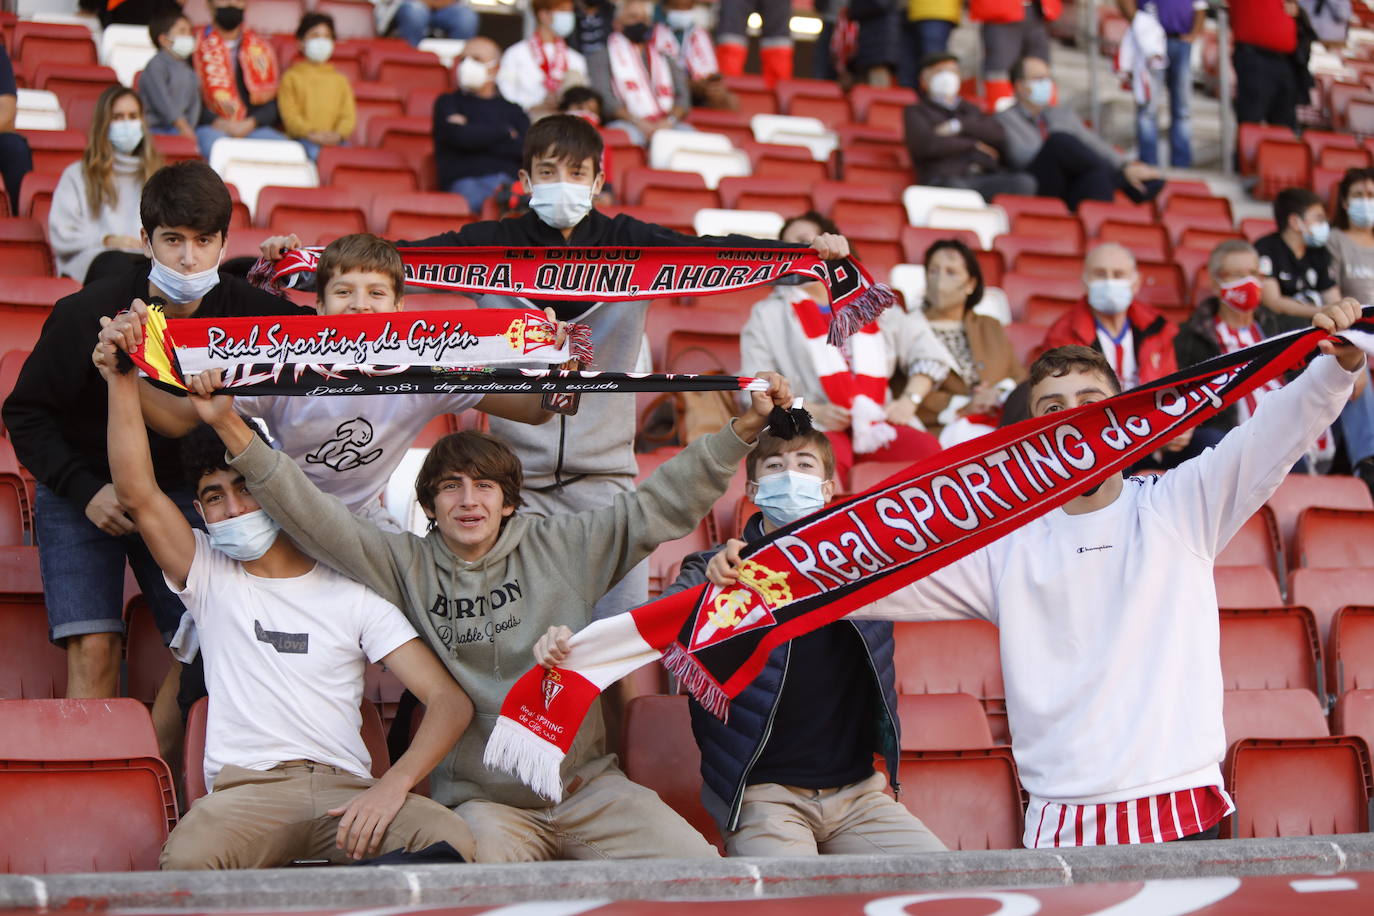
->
[568, 323, 594, 365]
[662, 641, 730, 722]
[851, 394, 898, 455]
[828, 283, 897, 346]
[482, 715, 567, 803]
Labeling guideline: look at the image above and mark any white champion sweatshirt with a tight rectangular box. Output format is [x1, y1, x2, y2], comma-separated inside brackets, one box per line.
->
[857, 354, 1358, 805]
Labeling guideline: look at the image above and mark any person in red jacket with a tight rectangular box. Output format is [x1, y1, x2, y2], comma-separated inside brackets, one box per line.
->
[971, 0, 1062, 109]
[1230, 0, 1302, 129]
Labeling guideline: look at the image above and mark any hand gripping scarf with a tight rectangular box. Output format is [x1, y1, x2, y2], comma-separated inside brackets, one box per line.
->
[484, 312, 1374, 801]
[253, 245, 894, 347]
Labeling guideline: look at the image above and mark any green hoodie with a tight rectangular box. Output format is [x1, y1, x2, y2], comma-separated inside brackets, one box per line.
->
[230, 424, 754, 809]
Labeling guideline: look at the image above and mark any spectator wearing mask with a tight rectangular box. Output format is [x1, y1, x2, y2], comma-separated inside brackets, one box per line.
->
[972, 0, 1061, 109]
[717, 0, 792, 85]
[1230, 0, 1304, 129]
[193, 0, 288, 158]
[1036, 242, 1180, 391]
[1255, 187, 1341, 333]
[0, 42, 31, 214]
[590, 0, 691, 145]
[392, 0, 479, 46]
[49, 86, 162, 284]
[1119, 0, 1205, 168]
[899, 0, 961, 89]
[278, 13, 356, 161]
[557, 87, 616, 203]
[1326, 168, 1374, 306]
[433, 37, 529, 213]
[655, 0, 736, 110]
[998, 55, 1162, 210]
[903, 52, 1036, 201]
[497, 0, 589, 115]
[140, 11, 201, 142]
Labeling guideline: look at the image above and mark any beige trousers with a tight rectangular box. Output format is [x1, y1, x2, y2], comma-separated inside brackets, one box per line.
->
[455, 764, 720, 863]
[726, 771, 947, 856]
[161, 762, 475, 869]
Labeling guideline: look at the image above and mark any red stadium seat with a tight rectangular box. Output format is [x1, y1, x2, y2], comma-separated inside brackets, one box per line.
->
[849, 85, 917, 133]
[1254, 139, 1313, 201]
[775, 78, 849, 126]
[716, 176, 810, 214]
[1160, 192, 1234, 226]
[1303, 129, 1365, 165]
[896, 747, 1023, 849]
[121, 596, 171, 705]
[836, 125, 909, 167]
[1267, 474, 1374, 567]
[364, 661, 407, 730]
[1219, 606, 1324, 697]
[1293, 507, 1374, 569]
[1238, 123, 1298, 175]
[367, 115, 432, 164]
[372, 190, 472, 240]
[0, 277, 77, 353]
[17, 172, 58, 222]
[150, 132, 200, 166]
[621, 695, 724, 852]
[317, 148, 419, 197]
[1009, 212, 1085, 249]
[1077, 199, 1153, 237]
[1135, 261, 1187, 309]
[841, 160, 912, 195]
[12, 22, 97, 67]
[1095, 219, 1170, 262]
[621, 168, 718, 210]
[404, 88, 442, 120]
[1152, 180, 1213, 213]
[995, 234, 1081, 272]
[721, 74, 777, 116]
[1175, 227, 1244, 252]
[1217, 505, 1283, 583]
[1331, 81, 1374, 129]
[1024, 295, 1076, 327]
[1000, 274, 1082, 322]
[894, 620, 1006, 741]
[255, 186, 368, 244]
[599, 205, 694, 235]
[1239, 217, 1273, 243]
[634, 445, 684, 484]
[364, 47, 450, 90]
[0, 548, 65, 699]
[831, 197, 906, 240]
[740, 140, 829, 185]
[647, 519, 712, 597]
[1332, 689, 1374, 752]
[1009, 253, 1085, 279]
[1318, 144, 1373, 172]
[1291, 568, 1374, 661]
[315, 0, 379, 40]
[1004, 321, 1043, 366]
[1225, 737, 1371, 838]
[243, 0, 304, 34]
[900, 226, 982, 263]
[992, 195, 1069, 226]
[896, 693, 994, 751]
[351, 82, 407, 145]
[17, 129, 86, 177]
[1332, 605, 1374, 695]
[1222, 688, 1329, 749]
[848, 460, 911, 493]
[0, 219, 54, 277]
[222, 227, 277, 261]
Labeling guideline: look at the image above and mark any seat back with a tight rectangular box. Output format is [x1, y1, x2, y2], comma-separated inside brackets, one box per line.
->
[1291, 568, 1374, 654]
[895, 748, 1023, 849]
[1332, 689, 1374, 756]
[896, 693, 994, 751]
[0, 548, 66, 699]
[1226, 737, 1372, 838]
[1293, 507, 1374, 570]
[1219, 606, 1323, 698]
[901, 185, 985, 226]
[1214, 564, 1283, 609]
[1333, 606, 1374, 695]
[1217, 504, 1284, 582]
[1222, 688, 1329, 749]
[620, 695, 724, 852]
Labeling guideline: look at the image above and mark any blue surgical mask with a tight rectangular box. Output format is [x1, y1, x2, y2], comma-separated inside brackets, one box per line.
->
[108, 119, 144, 154]
[1350, 198, 1374, 229]
[753, 470, 826, 527]
[206, 509, 280, 561]
[551, 9, 576, 37]
[666, 9, 696, 30]
[529, 180, 594, 229]
[1304, 220, 1331, 247]
[148, 250, 223, 304]
[1087, 278, 1133, 315]
[1028, 78, 1053, 108]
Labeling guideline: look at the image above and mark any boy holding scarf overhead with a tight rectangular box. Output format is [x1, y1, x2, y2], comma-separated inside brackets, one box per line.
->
[193, 0, 289, 158]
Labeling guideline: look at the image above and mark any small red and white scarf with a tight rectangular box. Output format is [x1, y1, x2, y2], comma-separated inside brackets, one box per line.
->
[529, 36, 571, 96]
[1215, 318, 1332, 457]
[607, 32, 675, 121]
[790, 293, 895, 454]
[194, 25, 278, 121]
[1027, 785, 1232, 847]
[651, 22, 718, 81]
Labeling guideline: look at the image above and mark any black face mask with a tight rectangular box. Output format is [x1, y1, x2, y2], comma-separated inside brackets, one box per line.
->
[214, 6, 245, 30]
[621, 22, 649, 43]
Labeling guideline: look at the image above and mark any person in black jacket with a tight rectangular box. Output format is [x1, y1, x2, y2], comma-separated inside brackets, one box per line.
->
[434, 36, 530, 213]
[1, 161, 309, 741]
[535, 429, 944, 855]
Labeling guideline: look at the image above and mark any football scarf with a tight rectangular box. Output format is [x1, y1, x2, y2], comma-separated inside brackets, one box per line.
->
[790, 292, 896, 454]
[194, 25, 278, 121]
[123, 303, 774, 397]
[651, 23, 718, 81]
[607, 31, 675, 121]
[254, 245, 894, 346]
[528, 36, 571, 96]
[484, 311, 1374, 802]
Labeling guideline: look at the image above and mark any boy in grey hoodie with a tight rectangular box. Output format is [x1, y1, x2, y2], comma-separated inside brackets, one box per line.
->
[181, 369, 794, 862]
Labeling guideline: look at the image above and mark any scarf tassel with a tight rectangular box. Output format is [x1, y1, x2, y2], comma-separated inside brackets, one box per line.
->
[483, 716, 568, 803]
[827, 283, 897, 347]
[567, 323, 594, 365]
[661, 641, 730, 721]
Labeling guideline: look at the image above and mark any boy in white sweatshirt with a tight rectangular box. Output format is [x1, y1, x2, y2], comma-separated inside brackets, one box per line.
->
[707, 300, 1370, 847]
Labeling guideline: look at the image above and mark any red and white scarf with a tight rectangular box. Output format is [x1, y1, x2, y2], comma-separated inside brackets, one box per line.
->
[194, 25, 278, 121]
[790, 292, 895, 454]
[483, 315, 1374, 801]
[1214, 317, 1333, 458]
[529, 36, 571, 96]
[651, 22, 718, 82]
[607, 32, 675, 121]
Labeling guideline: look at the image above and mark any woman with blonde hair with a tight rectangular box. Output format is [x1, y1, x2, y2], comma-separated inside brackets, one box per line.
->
[49, 85, 163, 284]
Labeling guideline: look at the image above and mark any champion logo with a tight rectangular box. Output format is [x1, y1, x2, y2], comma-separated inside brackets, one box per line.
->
[1077, 544, 1114, 554]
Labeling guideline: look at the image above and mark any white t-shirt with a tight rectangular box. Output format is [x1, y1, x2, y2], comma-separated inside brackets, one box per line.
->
[172, 529, 419, 791]
[234, 392, 482, 524]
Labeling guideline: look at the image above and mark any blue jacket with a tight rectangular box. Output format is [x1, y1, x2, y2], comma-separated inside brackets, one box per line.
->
[671, 513, 903, 833]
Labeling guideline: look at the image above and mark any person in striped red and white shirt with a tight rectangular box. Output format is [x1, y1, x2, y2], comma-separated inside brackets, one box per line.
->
[839, 302, 1369, 847]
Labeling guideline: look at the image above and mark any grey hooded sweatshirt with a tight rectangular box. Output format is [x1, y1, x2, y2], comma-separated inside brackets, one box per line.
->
[230, 423, 754, 809]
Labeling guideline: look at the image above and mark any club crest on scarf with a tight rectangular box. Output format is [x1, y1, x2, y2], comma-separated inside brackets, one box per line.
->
[691, 559, 791, 651]
[541, 668, 565, 710]
[502, 316, 560, 356]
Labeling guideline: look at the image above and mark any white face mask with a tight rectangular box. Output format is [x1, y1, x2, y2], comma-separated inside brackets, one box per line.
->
[1087, 278, 1134, 315]
[109, 119, 144, 155]
[206, 509, 280, 562]
[170, 34, 196, 59]
[148, 249, 223, 304]
[529, 180, 594, 229]
[752, 470, 826, 527]
[551, 9, 576, 37]
[927, 70, 961, 105]
[1303, 220, 1331, 247]
[458, 56, 492, 91]
[666, 9, 696, 30]
[303, 36, 334, 63]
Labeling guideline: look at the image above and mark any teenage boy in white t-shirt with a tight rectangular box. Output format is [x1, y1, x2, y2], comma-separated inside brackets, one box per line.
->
[96, 332, 478, 870]
[130, 233, 556, 530]
[707, 300, 1370, 848]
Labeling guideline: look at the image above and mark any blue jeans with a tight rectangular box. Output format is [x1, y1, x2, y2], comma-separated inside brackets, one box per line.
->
[394, 0, 479, 46]
[195, 124, 291, 160]
[1135, 37, 1193, 168]
[449, 172, 513, 213]
[35, 483, 201, 644]
[1339, 382, 1374, 466]
[898, 19, 955, 89]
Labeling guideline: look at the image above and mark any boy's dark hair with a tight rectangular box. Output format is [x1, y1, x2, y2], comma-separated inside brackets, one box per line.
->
[781, 210, 840, 239]
[1009, 55, 1047, 84]
[416, 431, 524, 516]
[1333, 167, 1374, 230]
[181, 419, 269, 495]
[1028, 345, 1122, 397]
[316, 233, 405, 302]
[1273, 187, 1326, 231]
[296, 11, 335, 41]
[148, 10, 186, 45]
[140, 160, 233, 239]
[522, 114, 604, 177]
[558, 86, 604, 115]
[746, 429, 836, 482]
[922, 237, 985, 310]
